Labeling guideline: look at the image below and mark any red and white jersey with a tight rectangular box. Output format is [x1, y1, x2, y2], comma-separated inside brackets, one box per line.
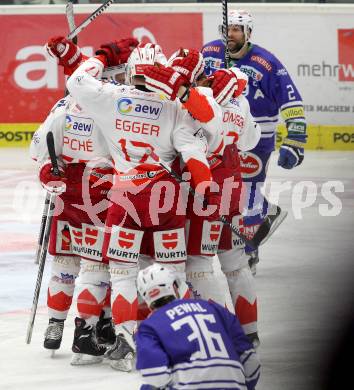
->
[221, 95, 261, 152]
[30, 95, 110, 165]
[66, 58, 209, 176]
[187, 87, 260, 156]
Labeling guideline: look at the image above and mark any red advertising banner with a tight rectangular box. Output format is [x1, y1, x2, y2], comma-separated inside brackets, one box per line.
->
[0, 13, 202, 123]
[338, 29, 354, 82]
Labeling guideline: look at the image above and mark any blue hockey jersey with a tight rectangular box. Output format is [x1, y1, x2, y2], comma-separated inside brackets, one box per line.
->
[202, 40, 306, 153]
[136, 298, 260, 390]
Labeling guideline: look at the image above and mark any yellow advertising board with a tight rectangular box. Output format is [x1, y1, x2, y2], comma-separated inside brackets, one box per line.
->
[1, 123, 354, 150]
[276, 125, 354, 150]
[0, 123, 40, 148]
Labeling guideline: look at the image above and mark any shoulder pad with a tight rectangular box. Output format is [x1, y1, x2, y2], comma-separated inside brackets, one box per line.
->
[50, 96, 70, 115]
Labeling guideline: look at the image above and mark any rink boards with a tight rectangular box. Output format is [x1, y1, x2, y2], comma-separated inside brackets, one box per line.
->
[0, 3, 353, 150]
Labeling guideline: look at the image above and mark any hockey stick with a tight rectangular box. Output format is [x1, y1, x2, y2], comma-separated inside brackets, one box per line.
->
[34, 193, 51, 265]
[26, 132, 59, 344]
[222, 0, 230, 68]
[67, 0, 115, 41]
[66, 1, 77, 45]
[35, 2, 78, 263]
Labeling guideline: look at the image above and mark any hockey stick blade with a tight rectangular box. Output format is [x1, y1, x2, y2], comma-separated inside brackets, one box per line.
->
[67, 0, 115, 41]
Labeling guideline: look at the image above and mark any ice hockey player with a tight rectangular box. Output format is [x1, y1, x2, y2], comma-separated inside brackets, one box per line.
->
[63, 43, 216, 371]
[33, 36, 138, 364]
[202, 10, 307, 272]
[143, 51, 261, 345]
[135, 263, 260, 390]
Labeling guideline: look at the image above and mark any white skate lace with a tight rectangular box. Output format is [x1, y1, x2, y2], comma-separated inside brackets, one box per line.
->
[45, 322, 64, 341]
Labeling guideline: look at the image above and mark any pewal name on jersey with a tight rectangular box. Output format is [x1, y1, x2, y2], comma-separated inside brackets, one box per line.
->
[165, 302, 208, 320]
[65, 115, 93, 136]
[117, 97, 162, 120]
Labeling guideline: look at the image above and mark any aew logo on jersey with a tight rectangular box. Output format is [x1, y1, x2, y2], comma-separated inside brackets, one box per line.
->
[117, 97, 162, 120]
[65, 115, 93, 137]
[240, 65, 263, 82]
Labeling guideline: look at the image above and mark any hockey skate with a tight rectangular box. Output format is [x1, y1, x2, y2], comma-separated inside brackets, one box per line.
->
[44, 318, 64, 351]
[96, 315, 116, 345]
[71, 317, 107, 366]
[255, 204, 288, 246]
[105, 333, 135, 372]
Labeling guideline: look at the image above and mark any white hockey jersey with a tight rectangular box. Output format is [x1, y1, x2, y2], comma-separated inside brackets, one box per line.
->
[66, 58, 209, 179]
[30, 95, 111, 166]
[193, 87, 260, 156]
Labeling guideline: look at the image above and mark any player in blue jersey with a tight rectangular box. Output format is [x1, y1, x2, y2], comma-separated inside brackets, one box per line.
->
[202, 10, 307, 273]
[135, 264, 260, 390]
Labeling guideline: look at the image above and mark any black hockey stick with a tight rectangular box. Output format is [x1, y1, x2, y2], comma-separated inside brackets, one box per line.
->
[222, 0, 230, 68]
[35, 2, 77, 264]
[67, 0, 115, 41]
[26, 132, 59, 344]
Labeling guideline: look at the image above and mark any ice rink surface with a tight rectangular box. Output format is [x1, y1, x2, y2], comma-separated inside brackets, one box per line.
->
[0, 149, 353, 390]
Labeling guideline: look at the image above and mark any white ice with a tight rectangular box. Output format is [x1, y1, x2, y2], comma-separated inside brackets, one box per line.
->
[0, 148, 353, 390]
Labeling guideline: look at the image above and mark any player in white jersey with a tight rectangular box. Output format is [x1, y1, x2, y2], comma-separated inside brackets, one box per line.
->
[60, 43, 215, 371]
[30, 95, 114, 362]
[143, 52, 261, 345]
[33, 36, 139, 364]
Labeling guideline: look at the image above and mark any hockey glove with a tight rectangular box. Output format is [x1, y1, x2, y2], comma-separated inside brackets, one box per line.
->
[45, 36, 82, 76]
[144, 65, 189, 101]
[278, 121, 307, 169]
[208, 69, 238, 106]
[96, 38, 139, 67]
[39, 160, 67, 194]
[168, 48, 204, 84]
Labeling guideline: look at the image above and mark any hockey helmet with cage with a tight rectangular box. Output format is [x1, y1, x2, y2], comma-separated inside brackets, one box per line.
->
[125, 44, 167, 85]
[137, 263, 178, 308]
[219, 10, 254, 42]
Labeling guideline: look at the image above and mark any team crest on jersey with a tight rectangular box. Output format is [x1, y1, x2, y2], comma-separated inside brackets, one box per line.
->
[239, 65, 263, 82]
[239, 152, 262, 178]
[65, 115, 93, 136]
[117, 97, 162, 120]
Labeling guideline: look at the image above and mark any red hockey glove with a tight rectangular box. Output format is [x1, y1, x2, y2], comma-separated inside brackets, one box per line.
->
[230, 67, 248, 97]
[168, 48, 204, 84]
[96, 38, 139, 67]
[144, 65, 189, 100]
[39, 160, 67, 194]
[209, 69, 238, 106]
[45, 36, 82, 76]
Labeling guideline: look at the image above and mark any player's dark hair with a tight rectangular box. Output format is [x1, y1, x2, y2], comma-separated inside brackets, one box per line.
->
[151, 295, 176, 310]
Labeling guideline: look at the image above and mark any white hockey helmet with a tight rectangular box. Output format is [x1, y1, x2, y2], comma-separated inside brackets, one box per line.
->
[219, 10, 254, 42]
[125, 44, 167, 85]
[137, 264, 178, 308]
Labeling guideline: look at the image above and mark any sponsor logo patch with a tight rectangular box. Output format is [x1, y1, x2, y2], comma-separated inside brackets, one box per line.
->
[239, 152, 262, 178]
[240, 65, 263, 81]
[117, 97, 162, 120]
[65, 115, 93, 136]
